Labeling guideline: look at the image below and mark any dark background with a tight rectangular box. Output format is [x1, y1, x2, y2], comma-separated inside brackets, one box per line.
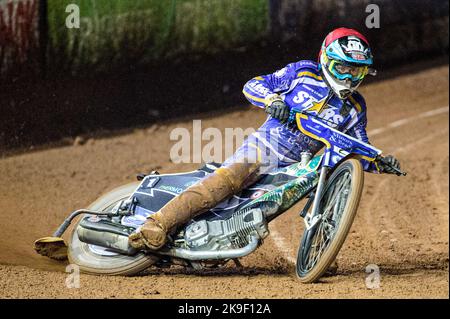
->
[0, 0, 448, 152]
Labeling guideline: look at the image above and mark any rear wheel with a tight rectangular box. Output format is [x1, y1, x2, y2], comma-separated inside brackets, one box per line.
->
[67, 182, 159, 275]
[296, 159, 364, 283]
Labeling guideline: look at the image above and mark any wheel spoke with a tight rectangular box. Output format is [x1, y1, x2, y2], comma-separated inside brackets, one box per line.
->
[300, 168, 354, 273]
[322, 172, 350, 219]
[323, 174, 347, 212]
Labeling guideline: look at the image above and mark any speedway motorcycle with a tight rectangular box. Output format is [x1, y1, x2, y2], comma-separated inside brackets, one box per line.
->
[35, 109, 406, 283]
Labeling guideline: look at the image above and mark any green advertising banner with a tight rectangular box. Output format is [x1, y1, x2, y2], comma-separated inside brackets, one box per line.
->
[47, 0, 268, 74]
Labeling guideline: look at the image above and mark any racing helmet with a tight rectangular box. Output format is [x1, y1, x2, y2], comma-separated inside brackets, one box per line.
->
[318, 28, 374, 99]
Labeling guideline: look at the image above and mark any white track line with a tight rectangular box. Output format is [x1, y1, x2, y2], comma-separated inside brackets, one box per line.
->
[368, 106, 449, 136]
[270, 105, 449, 264]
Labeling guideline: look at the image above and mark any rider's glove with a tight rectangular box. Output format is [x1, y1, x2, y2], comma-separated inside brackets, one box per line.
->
[264, 94, 290, 123]
[379, 155, 401, 174]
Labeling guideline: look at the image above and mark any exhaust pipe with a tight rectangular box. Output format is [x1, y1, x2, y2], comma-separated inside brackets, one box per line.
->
[158, 236, 259, 260]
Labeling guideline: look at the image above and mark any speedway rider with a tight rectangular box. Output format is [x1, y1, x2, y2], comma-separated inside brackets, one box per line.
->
[129, 28, 402, 251]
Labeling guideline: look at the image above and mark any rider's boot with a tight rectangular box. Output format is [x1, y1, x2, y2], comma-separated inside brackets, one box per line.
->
[128, 161, 261, 251]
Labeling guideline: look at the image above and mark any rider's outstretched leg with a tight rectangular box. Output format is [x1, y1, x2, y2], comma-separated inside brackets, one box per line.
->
[128, 161, 261, 250]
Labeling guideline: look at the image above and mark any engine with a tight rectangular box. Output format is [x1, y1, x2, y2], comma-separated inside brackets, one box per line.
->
[182, 207, 270, 252]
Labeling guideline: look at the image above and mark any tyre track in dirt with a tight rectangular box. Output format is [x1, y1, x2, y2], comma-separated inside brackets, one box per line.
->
[0, 64, 448, 298]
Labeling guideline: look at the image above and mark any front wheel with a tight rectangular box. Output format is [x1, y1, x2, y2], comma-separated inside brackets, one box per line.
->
[296, 159, 364, 283]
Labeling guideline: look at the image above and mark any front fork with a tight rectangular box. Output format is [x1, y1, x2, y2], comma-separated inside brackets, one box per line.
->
[303, 166, 329, 230]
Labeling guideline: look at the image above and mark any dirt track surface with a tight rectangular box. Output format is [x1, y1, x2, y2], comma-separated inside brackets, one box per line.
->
[0, 65, 448, 298]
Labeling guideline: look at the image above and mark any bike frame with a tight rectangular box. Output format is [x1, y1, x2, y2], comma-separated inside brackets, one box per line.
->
[294, 111, 382, 229]
[240, 110, 384, 228]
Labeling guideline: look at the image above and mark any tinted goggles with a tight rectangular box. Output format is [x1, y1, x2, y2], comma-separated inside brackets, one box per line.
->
[328, 61, 369, 82]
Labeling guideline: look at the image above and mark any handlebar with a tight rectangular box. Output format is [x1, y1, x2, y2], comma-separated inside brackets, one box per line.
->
[288, 108, 301, 124]
[377, 156, 407, 176]
[290, 109, 407, 176]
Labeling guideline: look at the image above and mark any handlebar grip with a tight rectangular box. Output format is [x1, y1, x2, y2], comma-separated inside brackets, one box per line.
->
[393, 168, 407, 176]
[378, 156, 407, 176]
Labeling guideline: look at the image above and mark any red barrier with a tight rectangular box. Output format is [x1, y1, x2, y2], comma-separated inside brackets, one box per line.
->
[0, 0, 38, 76]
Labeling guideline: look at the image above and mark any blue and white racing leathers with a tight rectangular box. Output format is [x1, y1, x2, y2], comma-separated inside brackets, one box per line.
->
[222, 60, 379, 174]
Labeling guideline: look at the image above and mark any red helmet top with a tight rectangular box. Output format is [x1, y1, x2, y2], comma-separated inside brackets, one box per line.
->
[324, 27, 370, 47]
